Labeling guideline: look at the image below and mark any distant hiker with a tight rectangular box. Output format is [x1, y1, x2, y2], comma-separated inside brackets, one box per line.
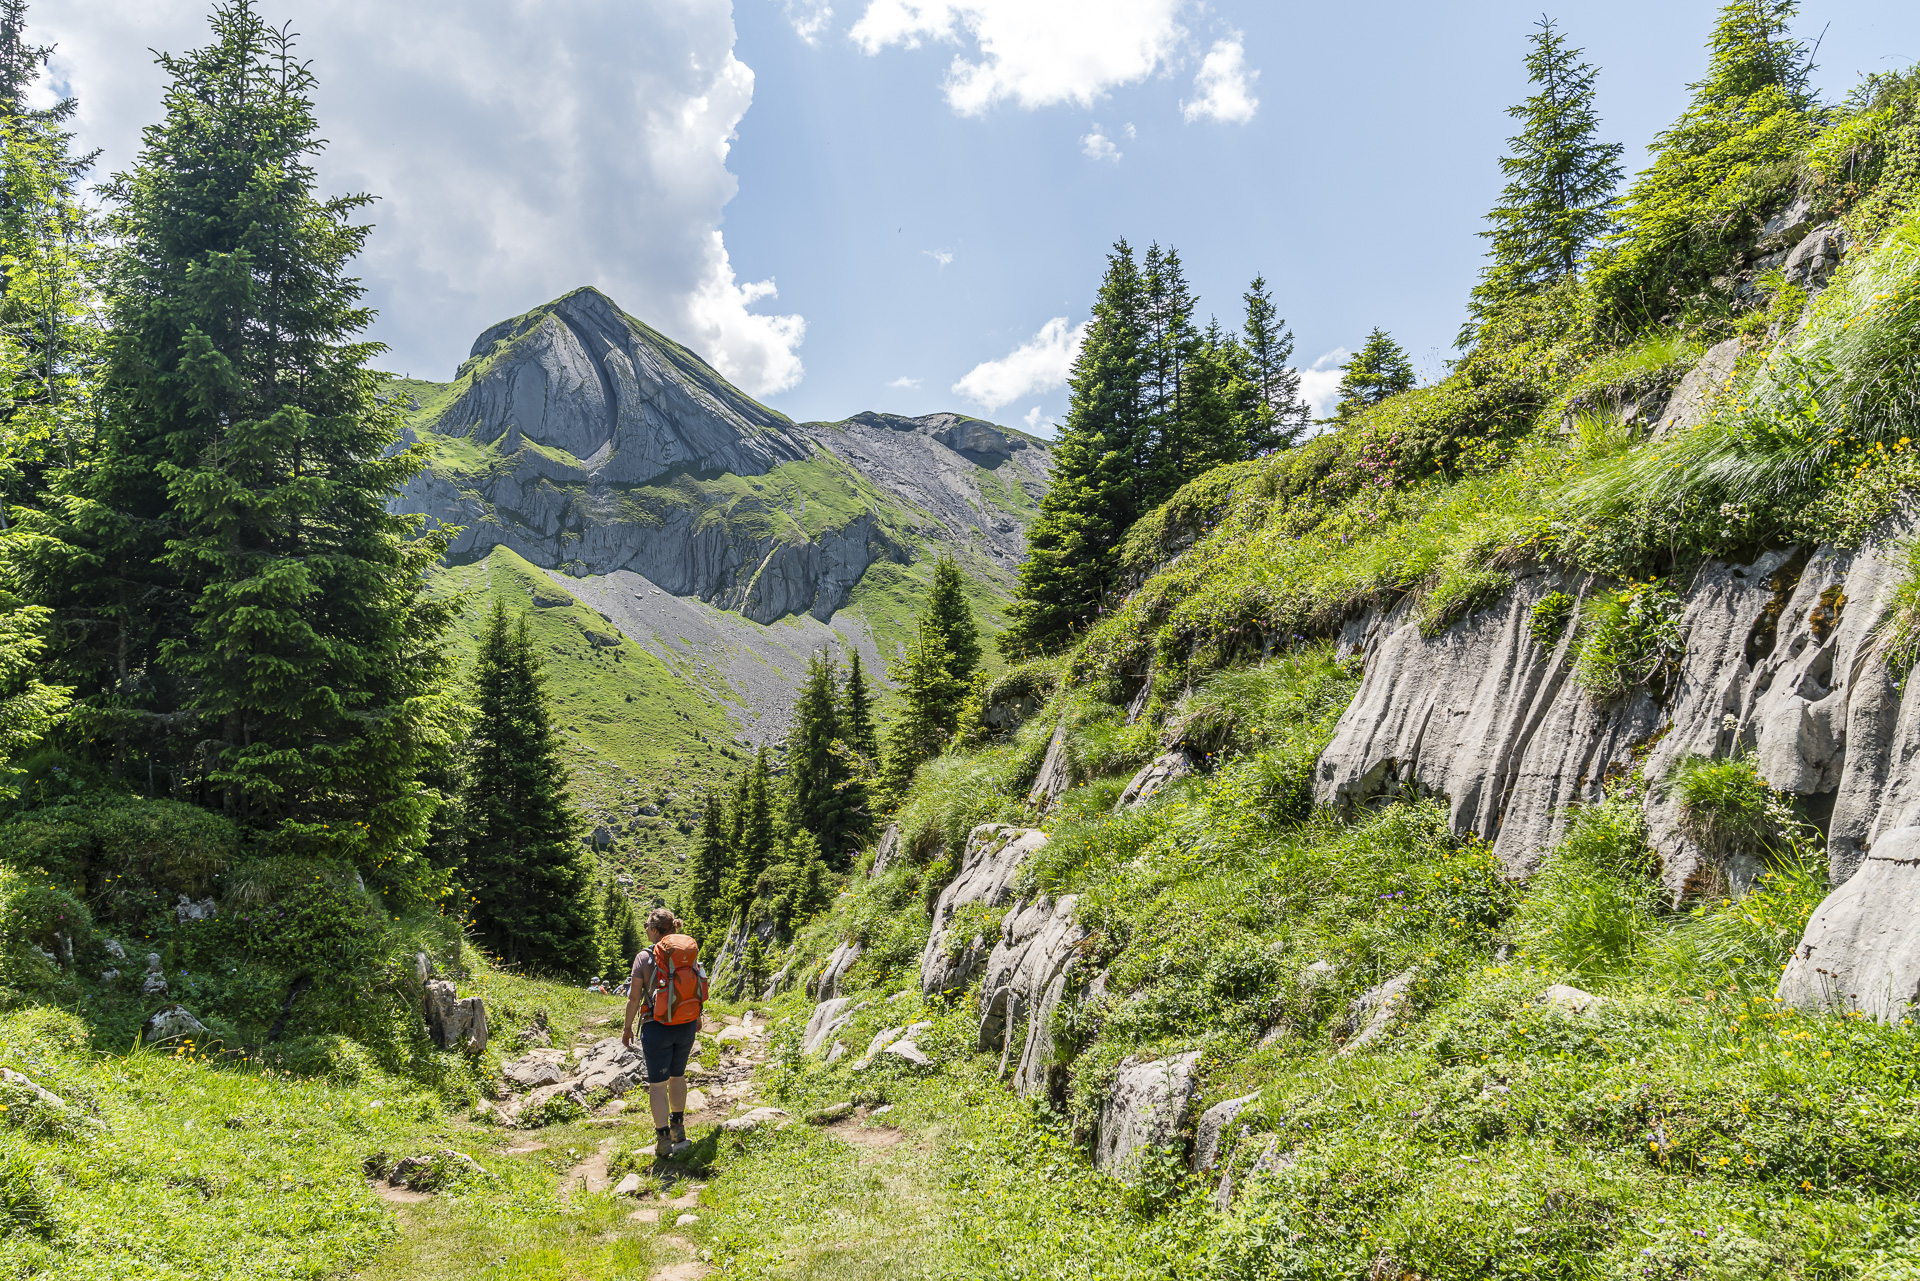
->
[622, 908, 708, 1158]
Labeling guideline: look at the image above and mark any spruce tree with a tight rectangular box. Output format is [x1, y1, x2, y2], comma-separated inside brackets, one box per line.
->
[7, 2, 454, 872]
[727, 746, 775, 912]
[461, 602, 596, 975]
[879, 617, 964, 801]
[925, 554, 982, 689]
[1462, 17, 1623, 346]
[1590, 0, 1816, 332]
[1140, 243, 1201, 505]
[1178, 325, 1253, 476]
[1335, 330, 1416, 418]
[839, 649, 878, 761]
[1000, 240, 1147, 656]
[1237, 276, 1307, 453]
[786, 650, 864, 868]
[684, 792, 729, 927]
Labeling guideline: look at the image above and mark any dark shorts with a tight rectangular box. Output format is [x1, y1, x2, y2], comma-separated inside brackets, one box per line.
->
[639, 1017, 698, 1084]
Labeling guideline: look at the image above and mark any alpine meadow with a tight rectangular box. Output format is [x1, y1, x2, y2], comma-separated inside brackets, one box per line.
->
[13, 1, 1920, 1279]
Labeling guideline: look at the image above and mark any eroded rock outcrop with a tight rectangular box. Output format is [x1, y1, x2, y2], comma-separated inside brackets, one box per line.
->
[1094, 1051, 1201, 1178]
[1115, 750, 1195, 811]
[424, 979, 489, 1054]
[919, 825, 1049, 995]
[977, 894, 1087, 1095]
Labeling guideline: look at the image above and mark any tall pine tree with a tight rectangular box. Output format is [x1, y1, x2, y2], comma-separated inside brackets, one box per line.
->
[7, 2, 455, 873]
[1000, 240, 1147, 656]
[840, 649, 878, 761]
[879, 616, 964, 802]
[683, 792, 729, 929]
[924, 554, 981, 690]
[461, 602, 596, 975]
[786, 650, 866, 868]
[1462, 17, 1623, 346]
[726, 746, 775, 913]
[1334, 329, 1416, 419]
[1140, 243, 1201, 506]
[1237, 276, 1307, 453]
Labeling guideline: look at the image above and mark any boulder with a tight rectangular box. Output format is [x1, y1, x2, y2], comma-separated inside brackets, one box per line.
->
[1193, 1093, 1260, 1172]
[815, 942, 863, 1002]
[574, 1037, 647, 1095]
[103, 939, 127, 963]
[825, 1042, 847, 1066]
[976, 894, 1086, 1096]
[882, 1039, 931, 1067]
[1094, 1051, 1201, 1178]
[850, 1024, 905, 1071]
[502, 1049, 569, 1088]
[1541, 984, 1603, 1014]
[141, 1004, 209, 1045]
[1784, 225, 1846, 291]
[920, 825, 1049, 995]
[1114, 750, 1195, 812]
[1780, 825, 1920, 1020]
[591, 825, 615, 849]
[614, 1173, 642, 1196]
[424, 979, 489, 1054]
[1338, 970, 1415, 1055]
[808, 1101, 856, 1124]
[719, 1106, 788, 1134]
[141, 953, 169, 997]
[761, 964, 793, 1000]
[175, 894, 216, 923]
[1651, 338, 1743, 438]
[802, 996, 857, 1055]
[868, 824, 903, 877]
[0, 1068, 68, 1110]
[1026, 726, 1072, 809]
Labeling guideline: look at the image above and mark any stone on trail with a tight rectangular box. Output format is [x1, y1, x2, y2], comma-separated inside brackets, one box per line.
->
[614, 1173, 642, 1196]
[719, 1107, 788, 1134]
[676, 1213, 700, 1227]
[575, 1037, 648, 1095]
[141, 1004, 209, 1045]
[683, 1088, 707, 1113]
[712, 1025, 753, 1046]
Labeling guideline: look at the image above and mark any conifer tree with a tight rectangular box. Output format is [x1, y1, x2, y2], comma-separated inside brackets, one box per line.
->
[839, 649, 878, 761]
[1000, 240, 1147, 656]
[879, 617, 964, 801]
[1140, 243, 1201, 503]
[7, 2, 455, 871]
[598, 879, 642, 977]
[786, 650, 865, 867]
[461, 602, 596, 975]
[684, 792, 729, 927]
[1237, 275, 1307, 453]
[925, 554, 982, 689]
[727, 746, 775, 912]
[1462, 17, 1623, 346]
[1179, 325, 1253, 476]
[1335, 330, 1416, 418]
[1590, 0, 1816, 332]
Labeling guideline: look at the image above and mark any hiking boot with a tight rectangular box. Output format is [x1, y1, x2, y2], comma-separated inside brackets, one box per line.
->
[669, 1111, 686, 1146]
[654, 1127, 672, 1159]
[671, 1138, 693, 1159]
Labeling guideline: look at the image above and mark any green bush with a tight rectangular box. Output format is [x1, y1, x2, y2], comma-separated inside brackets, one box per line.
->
[1527, 591, 1576, 649]
[1669, 754, 1779, 859]
[1572, 580, 1686, 698]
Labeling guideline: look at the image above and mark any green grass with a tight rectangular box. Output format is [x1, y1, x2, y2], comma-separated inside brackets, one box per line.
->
[433, 546, 739, 900]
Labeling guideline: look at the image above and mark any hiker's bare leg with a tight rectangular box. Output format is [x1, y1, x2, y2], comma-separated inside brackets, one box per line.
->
[649, 1082, 670, 1128]
[669, 1075, 687, 1113]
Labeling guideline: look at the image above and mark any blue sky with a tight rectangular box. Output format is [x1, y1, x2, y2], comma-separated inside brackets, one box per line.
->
[37, 0, 1920, 435]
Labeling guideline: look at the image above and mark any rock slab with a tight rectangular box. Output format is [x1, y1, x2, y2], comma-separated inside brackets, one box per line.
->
[1095, 1051, 1201, 1179]
[919, 825, 1049, 995]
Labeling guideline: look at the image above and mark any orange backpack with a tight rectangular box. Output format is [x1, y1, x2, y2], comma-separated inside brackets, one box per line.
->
[650, 934, 707, 1026]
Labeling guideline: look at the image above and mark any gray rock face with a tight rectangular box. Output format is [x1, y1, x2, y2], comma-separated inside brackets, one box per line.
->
[815, 942, 863, 1002]
[1027, 727, 1072, 809]
[1115, 750, 1195, 811]
[919, 825, 1049, 995]
[1339, 970, 1415, 1054]
[802, 996, 857, 1055]
[976, 895, 1086, 1095]
[140, 1004, 208, 1045]
[868, 824, 902, 877]
[1780, 825, 1920, 1020]
[1094, 1051, 1201, 1178]
[424, 979, 489, 1054]
[1652, 339, 1743, 438]
[1784, 225, 1847, 291]
[1193, 1092, 1260, 1172]
[395, 288, 1051, 627]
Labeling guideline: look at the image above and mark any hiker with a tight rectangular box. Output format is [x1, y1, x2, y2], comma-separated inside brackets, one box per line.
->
[622, 907, 707, 1158]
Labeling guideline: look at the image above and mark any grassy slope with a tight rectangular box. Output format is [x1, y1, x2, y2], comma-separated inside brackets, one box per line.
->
[433, 546, 741, 898]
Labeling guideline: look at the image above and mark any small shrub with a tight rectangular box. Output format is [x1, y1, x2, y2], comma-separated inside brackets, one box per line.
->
[1668, 754, 1777, 859]
[1573, 580, 1686, 699]
[1527, 591, 1576, 650]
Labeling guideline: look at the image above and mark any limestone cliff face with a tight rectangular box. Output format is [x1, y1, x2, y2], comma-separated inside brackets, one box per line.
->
[1312, 512, 1920, 1022]
[393, 287, 1051, 624]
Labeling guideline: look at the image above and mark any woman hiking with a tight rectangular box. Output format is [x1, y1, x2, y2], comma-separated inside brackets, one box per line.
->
[621, 908, 708, 1158]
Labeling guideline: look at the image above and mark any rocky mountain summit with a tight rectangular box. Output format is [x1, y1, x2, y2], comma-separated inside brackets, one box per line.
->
[393, 287, 1050, 627]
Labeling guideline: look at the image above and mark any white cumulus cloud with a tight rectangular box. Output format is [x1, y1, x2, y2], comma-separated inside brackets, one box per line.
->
[924, 248, 954, 267]
[775, 0, 835, 43]
[1023, 406, 1058, 435]
[888, 375, 922, 388]
[38, 0, 807, 396]
[1182, 35, 1258, 124]
[953, 317, 1087, 411]
[849, 0, 1186, 115]
[1081, 126, 1121, 162]
[1299, 349, 1350, 420]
